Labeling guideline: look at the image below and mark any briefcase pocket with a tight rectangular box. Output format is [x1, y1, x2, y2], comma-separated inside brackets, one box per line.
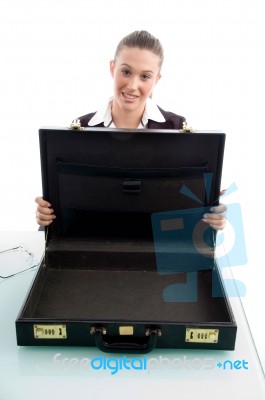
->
[57, 161, 209, 213]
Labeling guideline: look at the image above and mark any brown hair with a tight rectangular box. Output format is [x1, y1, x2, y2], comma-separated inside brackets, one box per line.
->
[114, 30, 164, 68]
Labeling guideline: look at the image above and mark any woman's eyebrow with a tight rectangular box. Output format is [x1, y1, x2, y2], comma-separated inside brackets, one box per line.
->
[120, 63, 132, 68]
[120, 63, 154, 74]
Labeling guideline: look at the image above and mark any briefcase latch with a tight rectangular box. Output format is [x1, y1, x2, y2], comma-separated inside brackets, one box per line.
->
[185, 328, 219, 343]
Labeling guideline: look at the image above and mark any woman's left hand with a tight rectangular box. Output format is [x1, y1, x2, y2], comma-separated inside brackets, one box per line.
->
[202, 204, 227, 230]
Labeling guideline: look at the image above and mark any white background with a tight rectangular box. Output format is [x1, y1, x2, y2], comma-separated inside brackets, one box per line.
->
[0, 0, 264, 371]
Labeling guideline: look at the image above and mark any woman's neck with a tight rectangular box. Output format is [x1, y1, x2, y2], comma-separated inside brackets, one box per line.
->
[111, 101, 145, 129]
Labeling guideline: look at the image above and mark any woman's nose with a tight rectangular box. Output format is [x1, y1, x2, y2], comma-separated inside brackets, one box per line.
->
[126, 76, 138, 91]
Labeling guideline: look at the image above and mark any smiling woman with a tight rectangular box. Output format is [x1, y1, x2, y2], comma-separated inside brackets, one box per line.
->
[78, 30, 185, 131]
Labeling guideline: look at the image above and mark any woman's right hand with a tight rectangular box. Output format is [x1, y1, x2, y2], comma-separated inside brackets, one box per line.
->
[35, 197, 56, 226]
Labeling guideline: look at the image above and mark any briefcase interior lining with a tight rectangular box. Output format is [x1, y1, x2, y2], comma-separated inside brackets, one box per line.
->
[20, 254, 232, 324]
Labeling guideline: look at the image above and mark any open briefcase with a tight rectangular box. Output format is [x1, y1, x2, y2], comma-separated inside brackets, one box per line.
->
[16, 127, 237, 353]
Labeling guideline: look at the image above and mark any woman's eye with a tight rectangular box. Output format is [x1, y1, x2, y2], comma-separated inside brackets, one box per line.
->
[121, 70, 130, 76]
[141, 74, 150, 81]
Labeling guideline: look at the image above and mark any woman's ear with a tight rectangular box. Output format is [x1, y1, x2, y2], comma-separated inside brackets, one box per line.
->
[156, 73, 161, 84]
[110, 60, 115, 77]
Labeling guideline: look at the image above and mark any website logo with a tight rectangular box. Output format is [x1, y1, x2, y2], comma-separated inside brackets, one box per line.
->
[52, 353, 249, 375]
[151, 178, 247, 302]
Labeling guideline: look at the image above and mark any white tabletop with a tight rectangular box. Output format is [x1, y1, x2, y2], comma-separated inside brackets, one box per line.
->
[0, 231, 264, 400]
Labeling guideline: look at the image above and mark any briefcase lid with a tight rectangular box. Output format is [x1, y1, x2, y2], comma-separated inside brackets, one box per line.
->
[39, 127, 225, 243]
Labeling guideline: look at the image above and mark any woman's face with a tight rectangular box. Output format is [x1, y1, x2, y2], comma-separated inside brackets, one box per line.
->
[110, 46, 161, 114]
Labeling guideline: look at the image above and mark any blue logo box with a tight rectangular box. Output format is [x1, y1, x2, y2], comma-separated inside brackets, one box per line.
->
[151, 206, 215, 274]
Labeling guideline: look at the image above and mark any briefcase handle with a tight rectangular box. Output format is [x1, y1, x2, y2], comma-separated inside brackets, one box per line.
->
[93, 328, 159, 354]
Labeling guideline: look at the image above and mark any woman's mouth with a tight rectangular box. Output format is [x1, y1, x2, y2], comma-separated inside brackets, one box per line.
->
[122, 92, 138, 102]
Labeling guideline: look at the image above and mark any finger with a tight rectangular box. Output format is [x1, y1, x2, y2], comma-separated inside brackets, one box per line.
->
[36, 212, 56, 221]
[202, 214, 226, 230]
[210, 223, 226, 230]
[36, 205, 55, 216]
[36, 217, 53, 226]
[36, 212, 56, 226]
[203, 213, 224, 222]
[203, 219, 226, 230]
[35, 196, 51, 208]
[210, 204, 227, 215]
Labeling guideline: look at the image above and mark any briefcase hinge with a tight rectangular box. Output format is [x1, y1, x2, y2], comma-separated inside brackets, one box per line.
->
[90, 326, 107, 335]
[145, 328, 162, 337]
[180, 121, 195, 133]
[69, 119, 84, 131]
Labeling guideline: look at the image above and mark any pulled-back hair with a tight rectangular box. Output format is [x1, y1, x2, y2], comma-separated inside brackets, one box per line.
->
[114, 30, 164, 68]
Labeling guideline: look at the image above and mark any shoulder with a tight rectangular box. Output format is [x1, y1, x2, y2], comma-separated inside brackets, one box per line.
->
[78, 112, 104, 128]
[77, 112, 96, 127]
[148, 106, 186, 129]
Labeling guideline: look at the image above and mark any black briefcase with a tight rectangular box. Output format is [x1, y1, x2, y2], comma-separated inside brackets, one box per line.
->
[16, 127, 237, 353]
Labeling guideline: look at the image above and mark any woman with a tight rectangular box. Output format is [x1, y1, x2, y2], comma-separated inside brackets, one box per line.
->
[35, 30, 226, 229]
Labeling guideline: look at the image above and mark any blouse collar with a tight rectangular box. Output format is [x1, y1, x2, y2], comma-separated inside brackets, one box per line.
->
[88, 97, 165, 128]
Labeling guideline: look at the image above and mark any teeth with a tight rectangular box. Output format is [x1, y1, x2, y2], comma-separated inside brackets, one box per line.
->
[123, 93, 137, 99]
